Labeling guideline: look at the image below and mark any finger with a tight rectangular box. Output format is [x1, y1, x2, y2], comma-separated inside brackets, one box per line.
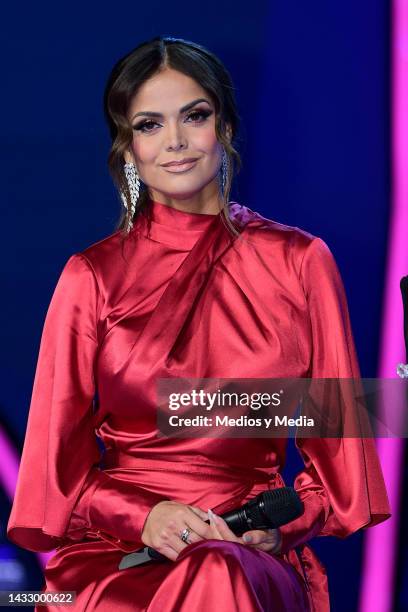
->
[153, 523, 198, 560]
[184, 509, 211, 539]
[188, 506, 210, 522]
[176, 527, 201, 545]
[152, 524, 187, 558]
[171, 534, 194, 555]
[207, 514, 224, 540]
[208, 510, 242, 543]
[242, 529, 274, 545]
[156, 542, 179, 562]
[162, 529, 198, 559]
[242, 529, 282, 553]
[188, 507, 211, 537]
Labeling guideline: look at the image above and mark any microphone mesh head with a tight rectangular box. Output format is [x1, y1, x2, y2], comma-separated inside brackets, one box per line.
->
[261, 487, 303, 528]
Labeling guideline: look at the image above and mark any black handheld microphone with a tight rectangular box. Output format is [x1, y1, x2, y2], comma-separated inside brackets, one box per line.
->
[118, 486, 303, 569]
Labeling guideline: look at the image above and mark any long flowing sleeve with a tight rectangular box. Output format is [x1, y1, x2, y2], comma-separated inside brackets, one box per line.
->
[7, 253, 166, 553]
[278, 237, 391, 554]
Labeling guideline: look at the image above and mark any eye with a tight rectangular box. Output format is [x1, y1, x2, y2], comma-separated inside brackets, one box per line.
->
[132, 108, 212, 133]
[133, 120, 159, 133]
[185, 109, 213, 123]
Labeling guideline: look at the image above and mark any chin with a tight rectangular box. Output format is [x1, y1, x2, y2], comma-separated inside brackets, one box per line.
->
[158, 181, 211, 199]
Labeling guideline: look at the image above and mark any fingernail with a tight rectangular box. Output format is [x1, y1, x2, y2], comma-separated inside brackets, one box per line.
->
[243, 534, 253, 542]
[208, 509, 223, 524]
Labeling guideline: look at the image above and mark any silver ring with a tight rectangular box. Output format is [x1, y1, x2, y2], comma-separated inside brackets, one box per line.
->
[180, 527, 191, 543]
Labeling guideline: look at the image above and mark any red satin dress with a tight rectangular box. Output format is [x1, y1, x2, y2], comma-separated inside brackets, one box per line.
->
[7, 199, 391, 611]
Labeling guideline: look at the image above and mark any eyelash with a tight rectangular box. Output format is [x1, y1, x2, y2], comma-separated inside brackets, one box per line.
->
[132, 109, 213, 133]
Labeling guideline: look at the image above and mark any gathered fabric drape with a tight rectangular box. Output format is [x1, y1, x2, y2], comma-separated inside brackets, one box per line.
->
[8, 200, 390, 611]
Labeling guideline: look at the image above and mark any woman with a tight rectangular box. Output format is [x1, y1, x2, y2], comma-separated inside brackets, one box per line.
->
[7, 36, 391, 611]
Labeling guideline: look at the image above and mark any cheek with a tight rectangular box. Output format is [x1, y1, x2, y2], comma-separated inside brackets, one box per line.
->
[130, 125, 221, 165]
[195, 129, 220, 154]
[130, 138, 158, 164]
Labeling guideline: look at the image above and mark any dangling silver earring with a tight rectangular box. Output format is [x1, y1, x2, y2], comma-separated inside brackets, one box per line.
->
[221, 148, 228, 194]
[120, 162, 140, 233]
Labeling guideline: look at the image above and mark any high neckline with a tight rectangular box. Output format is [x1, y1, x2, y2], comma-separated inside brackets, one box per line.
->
[146, 199, 222, 230]
[132, 198, 247, 251]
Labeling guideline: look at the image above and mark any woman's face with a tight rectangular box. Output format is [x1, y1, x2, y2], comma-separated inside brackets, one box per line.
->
[125, 67, 231, 204]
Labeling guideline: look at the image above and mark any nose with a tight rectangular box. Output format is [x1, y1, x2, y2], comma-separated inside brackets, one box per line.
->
[164, 120, 187, 151]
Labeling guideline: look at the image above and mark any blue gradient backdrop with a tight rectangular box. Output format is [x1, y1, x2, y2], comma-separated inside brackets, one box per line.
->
[0, 3, 391, 610]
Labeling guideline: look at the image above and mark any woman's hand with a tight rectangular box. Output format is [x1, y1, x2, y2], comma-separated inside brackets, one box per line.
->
[207, 508, 282, 555]
[141, 500, 212, 561]
[142, 501, 282, 563]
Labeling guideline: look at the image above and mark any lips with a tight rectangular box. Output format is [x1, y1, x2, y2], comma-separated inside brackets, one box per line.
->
[161, 158, 199, 173]
[161, 158, 199, 167]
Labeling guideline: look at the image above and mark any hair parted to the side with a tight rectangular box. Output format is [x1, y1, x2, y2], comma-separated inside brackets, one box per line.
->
[103, 36, 243, 240]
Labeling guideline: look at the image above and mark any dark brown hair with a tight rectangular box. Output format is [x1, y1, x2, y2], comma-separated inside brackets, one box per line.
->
[103, 36, 243, 239]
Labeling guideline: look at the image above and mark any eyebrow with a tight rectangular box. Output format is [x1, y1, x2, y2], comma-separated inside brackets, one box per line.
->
[130, 98, 211, 121]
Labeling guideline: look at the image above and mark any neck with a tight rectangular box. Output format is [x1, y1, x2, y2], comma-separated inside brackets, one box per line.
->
[147, 185, 225, 215]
